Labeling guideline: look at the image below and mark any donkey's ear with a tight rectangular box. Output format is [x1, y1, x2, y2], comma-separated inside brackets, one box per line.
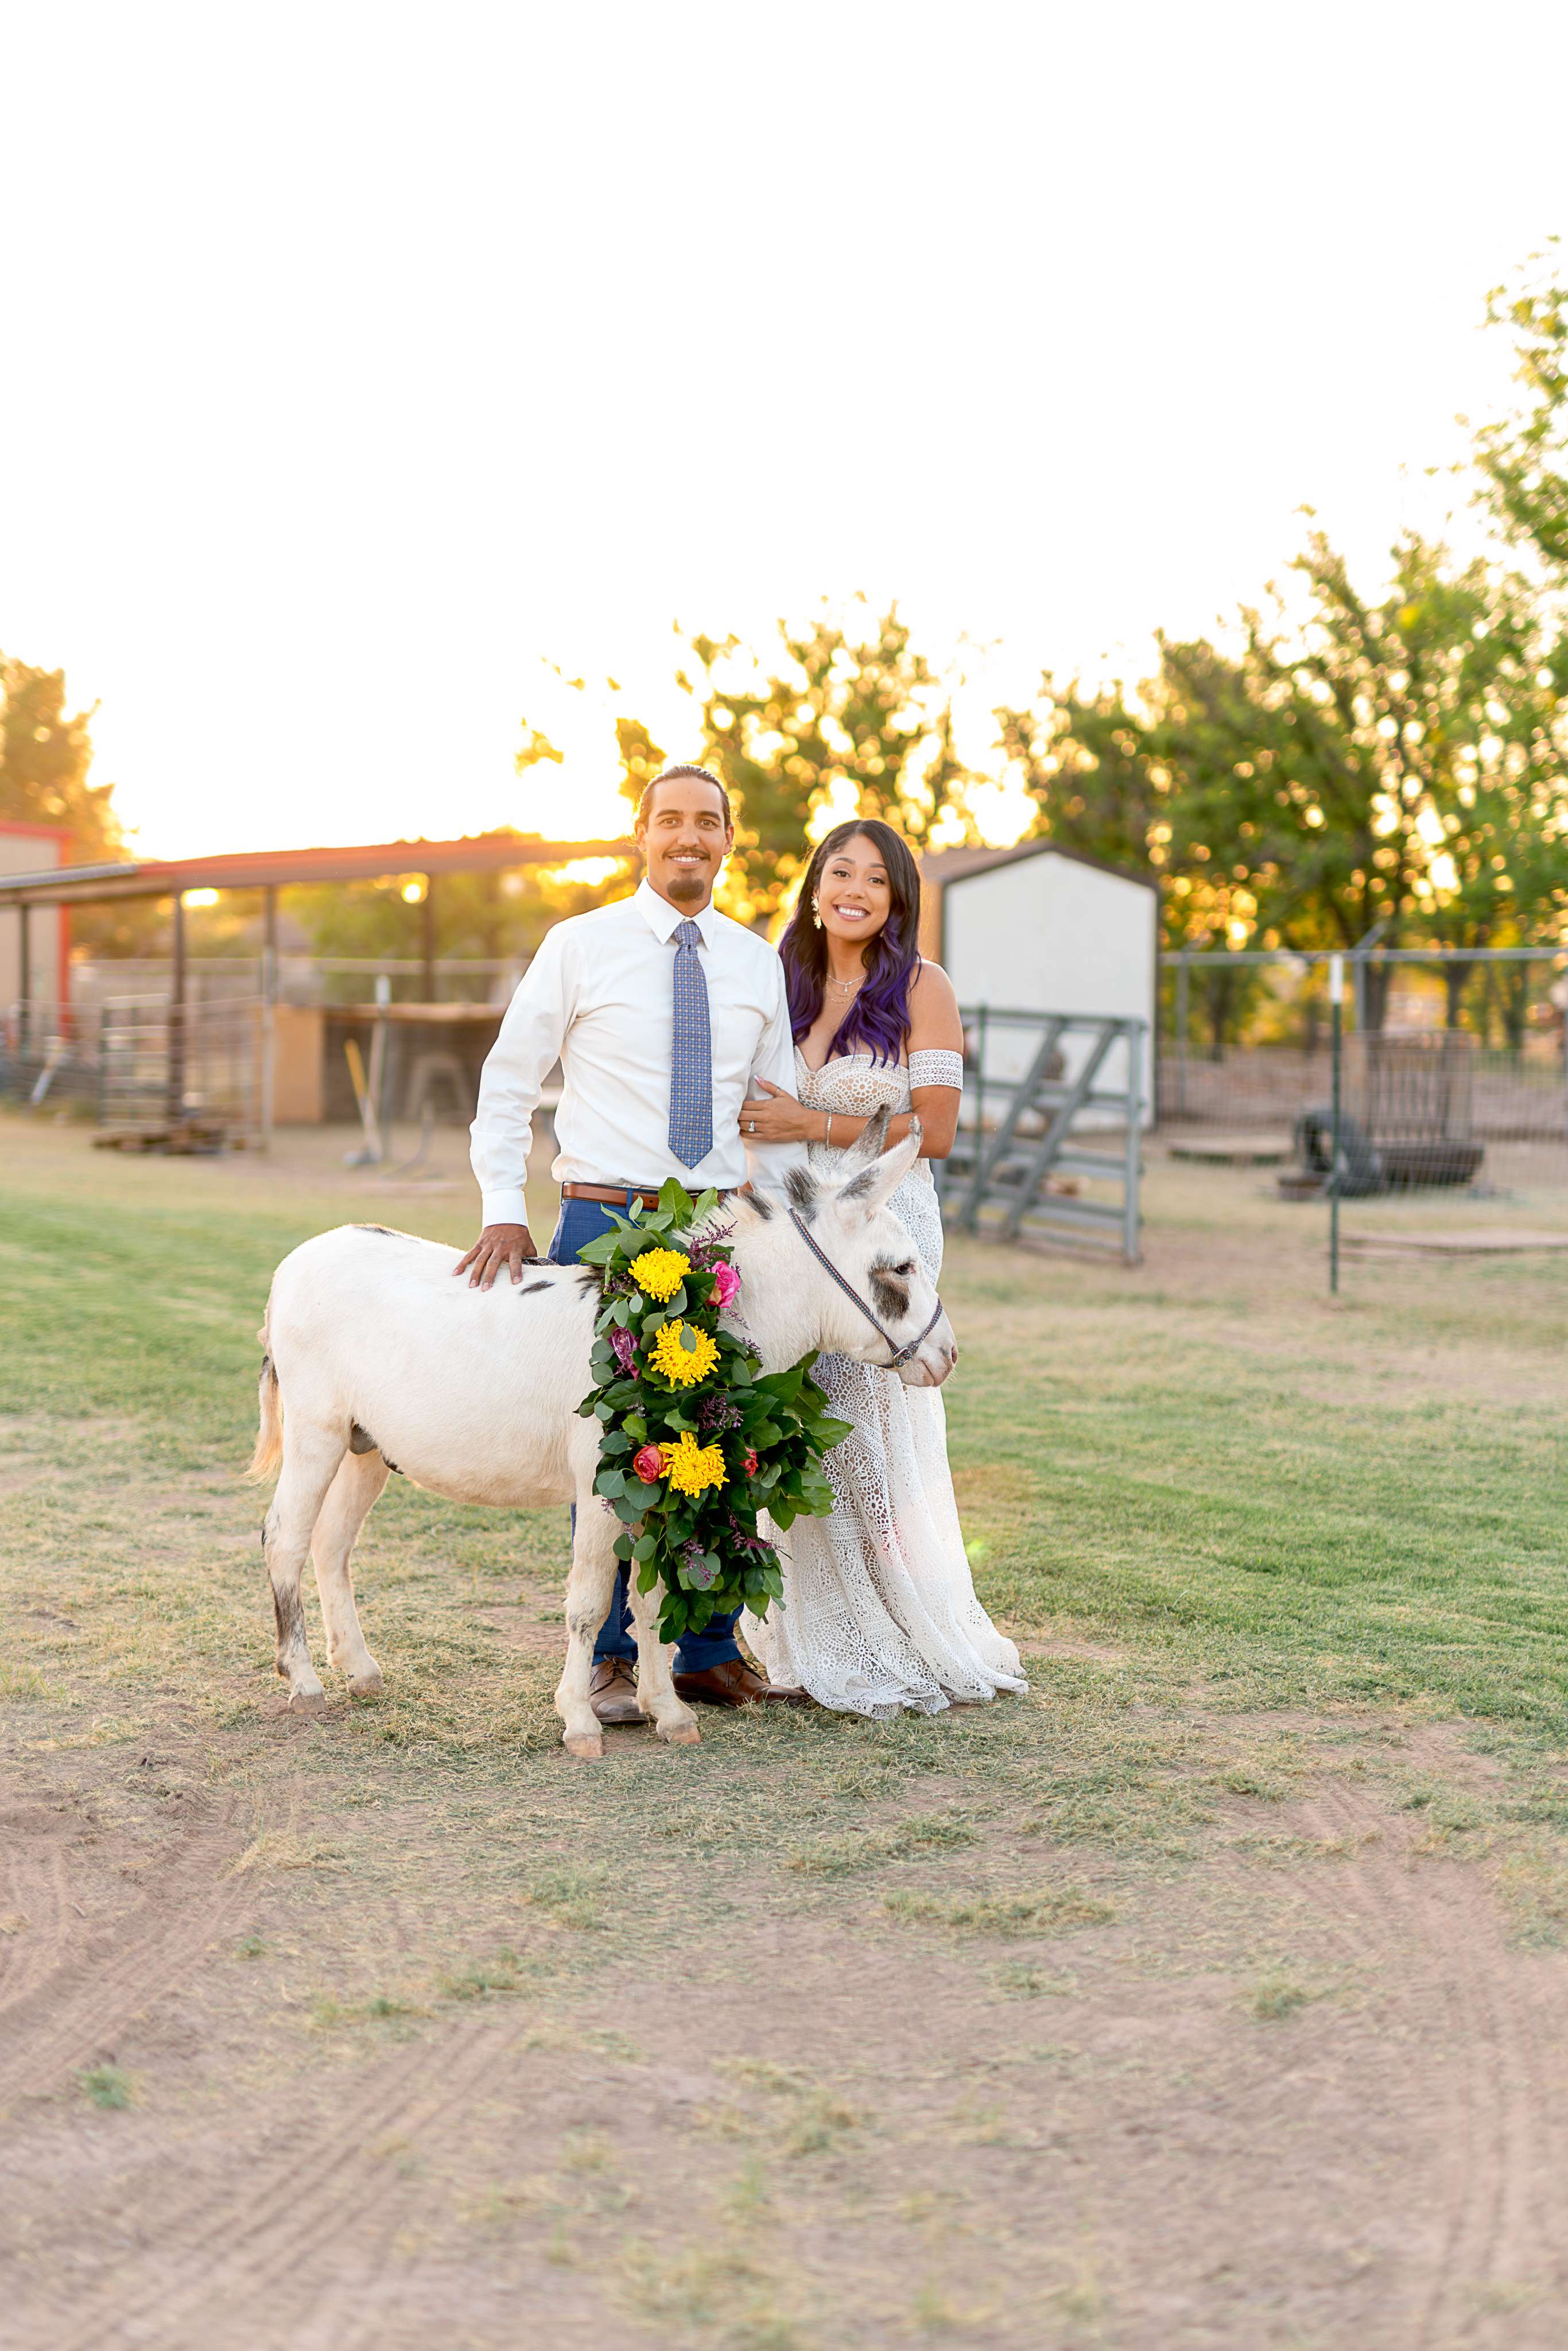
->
[835, 1122, 922, 1219]
[841, 1105, 891, 1167]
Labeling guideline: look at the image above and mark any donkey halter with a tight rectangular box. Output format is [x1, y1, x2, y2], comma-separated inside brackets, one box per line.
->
[786, 1210, 946, 1371]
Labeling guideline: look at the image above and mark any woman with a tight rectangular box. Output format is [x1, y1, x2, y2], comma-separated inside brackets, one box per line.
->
[736, 817, 1026, 1717]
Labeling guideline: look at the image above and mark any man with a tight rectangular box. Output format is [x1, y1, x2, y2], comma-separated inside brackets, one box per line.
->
[457, 763, 810, 1725]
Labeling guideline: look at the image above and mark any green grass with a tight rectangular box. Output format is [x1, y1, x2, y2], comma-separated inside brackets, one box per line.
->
[3, 1117, 1565, 1742]
[75, 2063, 136, 2110]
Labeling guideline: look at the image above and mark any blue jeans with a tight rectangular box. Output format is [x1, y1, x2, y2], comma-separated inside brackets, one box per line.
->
[548, 1193, 742, 1675]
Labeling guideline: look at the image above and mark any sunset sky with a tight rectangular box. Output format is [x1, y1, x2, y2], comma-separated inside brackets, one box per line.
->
[3, 2, 1566, 861]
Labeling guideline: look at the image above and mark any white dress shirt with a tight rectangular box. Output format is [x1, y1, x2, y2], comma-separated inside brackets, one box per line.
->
[471, 879, 806, 1224]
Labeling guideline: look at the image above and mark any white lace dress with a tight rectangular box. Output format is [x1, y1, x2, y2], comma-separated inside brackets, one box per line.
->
[742, 1048, 1027, 1717]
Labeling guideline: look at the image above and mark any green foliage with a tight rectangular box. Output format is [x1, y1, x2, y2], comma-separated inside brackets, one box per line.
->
[677, 597, 975, 923]
[76, 2063, 135, 2110]
[287, 839, 635, 965]
[1476, 239, 1568, 583]
[575, 1182, 851, 1642]
[0, 654, 161, 954]
[999, 526, 1568, 1038]
[613, 715, 667, 824]
[0, 657, 106, 845]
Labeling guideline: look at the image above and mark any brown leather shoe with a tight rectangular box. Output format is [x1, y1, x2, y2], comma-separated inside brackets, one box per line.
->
[672, 1657, 813, 1709]
[589, 1656, 645, 1726]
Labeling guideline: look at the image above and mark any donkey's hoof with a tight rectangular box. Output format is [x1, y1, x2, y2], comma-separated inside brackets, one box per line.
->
[563, 1731, 604, 1761]
[657, 1718, 702, 1746]
[288, 1687, 328, 1717]
[348, 1670, 383, 1698]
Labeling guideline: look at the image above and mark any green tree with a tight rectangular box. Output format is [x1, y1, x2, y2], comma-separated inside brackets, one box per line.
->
[289, 837, 635, 972]
[1000, 532, 1568, 1038]
[0, 654, 164, 955]
[678, 598, 975, 924]
[612, 715, 666, 823]
[0, 657, 114, 849]
[1475, 241, 1568, 584]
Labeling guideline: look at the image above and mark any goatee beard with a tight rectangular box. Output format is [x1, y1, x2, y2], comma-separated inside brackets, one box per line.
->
[665, 868, 708, 903]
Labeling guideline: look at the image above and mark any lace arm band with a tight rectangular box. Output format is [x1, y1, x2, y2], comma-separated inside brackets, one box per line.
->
[908, 1049, 965, 1091]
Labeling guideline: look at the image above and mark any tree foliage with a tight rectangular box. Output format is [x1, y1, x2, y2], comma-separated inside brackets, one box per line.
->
[0, 655, 165, 955]
[998, 527, 1568, 1029]
[288, 843, 633, 967]
[1476, 241, 1568, 584]
[0, 657, 113, 849]
[676, 598, 973, 922]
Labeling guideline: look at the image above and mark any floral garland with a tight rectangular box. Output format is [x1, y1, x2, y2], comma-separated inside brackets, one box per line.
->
[576, 1181, 852, 1643]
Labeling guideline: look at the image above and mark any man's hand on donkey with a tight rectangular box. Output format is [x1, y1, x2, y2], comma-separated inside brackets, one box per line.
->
[453, 1223, 539, 1289]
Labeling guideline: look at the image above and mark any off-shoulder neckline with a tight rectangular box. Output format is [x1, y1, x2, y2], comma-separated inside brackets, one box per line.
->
[794, 1044, 910, 1076]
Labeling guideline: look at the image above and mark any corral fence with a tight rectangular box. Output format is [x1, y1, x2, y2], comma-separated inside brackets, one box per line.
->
[1, 953, 526, 1145]
[1159, 945, 1568, 1190]
[1159, 943, 1568, 1290]
[3, 984, 267, 1144]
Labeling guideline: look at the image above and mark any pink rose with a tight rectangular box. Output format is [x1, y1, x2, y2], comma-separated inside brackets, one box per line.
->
[632, 1443, 665, 1485]
[712, 1261, 741, 1309]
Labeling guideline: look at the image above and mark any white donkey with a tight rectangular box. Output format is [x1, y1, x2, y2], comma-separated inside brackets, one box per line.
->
[250, 1116, 956, 1758]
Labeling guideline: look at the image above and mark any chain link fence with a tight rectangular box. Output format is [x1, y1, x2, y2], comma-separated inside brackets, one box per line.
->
[1158, 947, 1568, 1198]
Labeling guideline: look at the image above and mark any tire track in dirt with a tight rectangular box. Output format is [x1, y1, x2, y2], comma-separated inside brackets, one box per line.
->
[34, 2008, 542, 2351]
[0, 1811, 71, 2015]
[0, 1790, 247, 2109]
[1277, 1778, 1558, 2346]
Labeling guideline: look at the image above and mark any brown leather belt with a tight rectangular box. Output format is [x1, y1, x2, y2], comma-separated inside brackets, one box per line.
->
[562, 1182, 735, 1209]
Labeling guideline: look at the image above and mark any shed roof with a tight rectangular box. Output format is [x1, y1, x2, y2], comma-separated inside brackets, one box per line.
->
[918, 839, 1158, 894]
[0, 832, 635, 910]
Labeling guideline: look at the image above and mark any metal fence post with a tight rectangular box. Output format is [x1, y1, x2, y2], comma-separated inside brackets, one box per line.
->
[1124, 1019, 1144, 1265]
[166, 891, 187, 1126]
[260, 885, 278, 1153]
[1329, 953, 1344, 1295]
[974, 1003, 988, 1187]
[1174, 952, 1189, 1118]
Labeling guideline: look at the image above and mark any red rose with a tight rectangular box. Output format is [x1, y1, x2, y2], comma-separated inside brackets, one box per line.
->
[743, 1448, 759, 1476]
[632, 1443, 665, 1485]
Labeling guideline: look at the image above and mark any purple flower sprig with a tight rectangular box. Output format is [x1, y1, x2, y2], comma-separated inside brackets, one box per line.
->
[686, 1222, 735, 1271]
[609, 1325, 638, 1376]
[724, 1511, 774, 1558]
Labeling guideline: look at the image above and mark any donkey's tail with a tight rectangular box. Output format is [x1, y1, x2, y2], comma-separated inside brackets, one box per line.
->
[247, 1339, 284, 1482]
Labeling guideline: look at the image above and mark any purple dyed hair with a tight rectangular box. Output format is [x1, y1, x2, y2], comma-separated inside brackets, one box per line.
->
[778, 818, 922, 1068]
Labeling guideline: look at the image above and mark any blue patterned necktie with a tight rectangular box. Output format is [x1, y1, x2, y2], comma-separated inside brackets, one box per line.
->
[667, 918, 713, 1168]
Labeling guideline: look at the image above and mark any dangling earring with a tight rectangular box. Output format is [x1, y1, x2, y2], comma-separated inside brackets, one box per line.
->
[811, 897, 822, 929]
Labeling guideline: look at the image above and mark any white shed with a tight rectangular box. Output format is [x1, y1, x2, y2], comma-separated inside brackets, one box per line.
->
[917, 841, 1159, 1124]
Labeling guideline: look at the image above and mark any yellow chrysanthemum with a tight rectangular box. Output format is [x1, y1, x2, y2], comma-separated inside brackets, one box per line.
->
[647, 1318, 720, 1387]
[659, 1432, 728, 1498]
[630, 1248, 690, 1302]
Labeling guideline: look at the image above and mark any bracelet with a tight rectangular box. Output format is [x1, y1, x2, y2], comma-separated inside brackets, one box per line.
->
[825, 1113, 835, 1146]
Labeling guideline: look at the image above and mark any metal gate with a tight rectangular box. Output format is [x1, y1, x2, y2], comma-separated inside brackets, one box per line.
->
[936, 1006, 1147, 1262]
[98, 993, 265, 1143]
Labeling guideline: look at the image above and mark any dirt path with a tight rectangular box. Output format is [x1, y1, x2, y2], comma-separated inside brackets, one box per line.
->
[5, 1706, 1568, 2350]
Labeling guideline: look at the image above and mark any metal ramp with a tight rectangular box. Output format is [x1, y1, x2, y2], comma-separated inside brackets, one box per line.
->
[936, 1007, 1146, 1263]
